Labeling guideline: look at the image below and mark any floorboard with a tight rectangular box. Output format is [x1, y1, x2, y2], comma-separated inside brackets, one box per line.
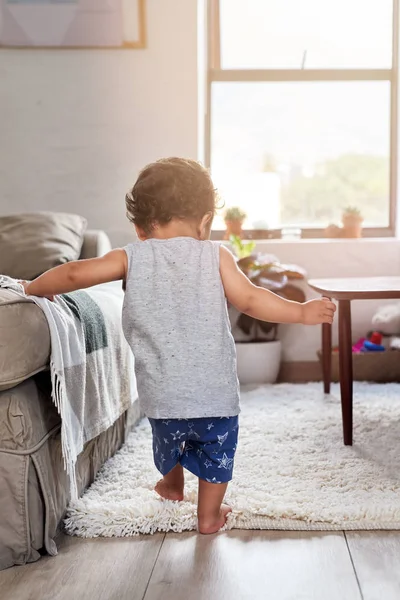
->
[144, 530, 361, 600]
[0, 532, 164, 600]
[346, 531, 400, 600]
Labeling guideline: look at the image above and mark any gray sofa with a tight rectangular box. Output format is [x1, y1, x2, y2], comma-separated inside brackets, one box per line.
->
[0, 229, 139, 570]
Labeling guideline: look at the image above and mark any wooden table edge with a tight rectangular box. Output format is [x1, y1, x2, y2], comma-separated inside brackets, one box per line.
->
[308, 283, 400, 301]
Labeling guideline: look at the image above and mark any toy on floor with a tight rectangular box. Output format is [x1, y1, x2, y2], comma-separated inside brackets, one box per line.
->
[352, 338, 366, 353]
[352, 332, 385, 353]
[328, 305, 400, 354]
[371, 303, 400, 350]
[363, 339, 385, 352]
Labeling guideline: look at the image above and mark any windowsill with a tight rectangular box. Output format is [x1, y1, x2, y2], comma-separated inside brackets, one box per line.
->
[222, 237, 399, 245]
[252, 237, 399, 244]
[212, 229, 395, 242]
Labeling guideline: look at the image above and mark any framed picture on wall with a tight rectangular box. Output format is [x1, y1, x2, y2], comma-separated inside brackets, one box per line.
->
[0, 0, 147, 48]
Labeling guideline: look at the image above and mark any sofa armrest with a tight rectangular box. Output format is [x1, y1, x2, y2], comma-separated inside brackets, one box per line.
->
[79, 230, 112, 259]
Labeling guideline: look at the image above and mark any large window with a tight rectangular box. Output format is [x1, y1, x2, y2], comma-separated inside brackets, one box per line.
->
[206, 0, 399, 238]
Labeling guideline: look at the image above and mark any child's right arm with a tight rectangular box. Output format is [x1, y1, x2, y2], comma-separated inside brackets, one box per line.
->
[219, 246, 335, 326]
[21, 249, 128, 298]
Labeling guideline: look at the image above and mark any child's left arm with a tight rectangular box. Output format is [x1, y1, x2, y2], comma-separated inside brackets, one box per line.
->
[219, 246, 335, 326]
[21, 249, 128, 298]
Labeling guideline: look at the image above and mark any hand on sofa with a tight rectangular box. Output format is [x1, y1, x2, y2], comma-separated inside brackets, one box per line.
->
[19, 280, 54, 302]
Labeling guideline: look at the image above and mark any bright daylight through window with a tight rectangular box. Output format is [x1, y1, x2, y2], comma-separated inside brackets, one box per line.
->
[207, 0, 398, 237]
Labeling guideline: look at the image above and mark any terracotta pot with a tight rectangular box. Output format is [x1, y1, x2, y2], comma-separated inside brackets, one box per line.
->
[341, 215, 363, 238]
[224, 220, 244, 240]
[324, 224, 342, 239]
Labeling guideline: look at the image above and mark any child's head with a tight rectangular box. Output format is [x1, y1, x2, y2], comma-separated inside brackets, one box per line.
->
[125, 157, 219, 240]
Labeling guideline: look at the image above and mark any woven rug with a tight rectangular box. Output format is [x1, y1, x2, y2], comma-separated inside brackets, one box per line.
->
[64, 383, 400, 536]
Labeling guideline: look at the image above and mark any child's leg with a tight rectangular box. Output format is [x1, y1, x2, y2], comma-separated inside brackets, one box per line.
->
[197, 479, 232, 534]
[148, 418, 188, 502]
[178, 416, 238, 533]
[155, 464, 185, 502]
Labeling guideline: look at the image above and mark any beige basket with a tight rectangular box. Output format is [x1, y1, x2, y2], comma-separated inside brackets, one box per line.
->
[317, 350, 400, 383]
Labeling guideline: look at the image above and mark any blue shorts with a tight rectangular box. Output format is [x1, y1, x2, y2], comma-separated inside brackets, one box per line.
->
[148, 416, 239, 484]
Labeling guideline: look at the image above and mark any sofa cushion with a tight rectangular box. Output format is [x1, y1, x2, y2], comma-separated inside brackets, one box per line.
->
[0, 212, 87, 280]
[0, 289, 50, 391]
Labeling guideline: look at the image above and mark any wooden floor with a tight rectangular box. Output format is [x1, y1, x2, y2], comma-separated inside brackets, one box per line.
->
[1, 530, 400, 600]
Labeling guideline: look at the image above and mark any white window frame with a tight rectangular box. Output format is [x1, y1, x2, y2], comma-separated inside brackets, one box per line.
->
[205, 0, 399, 239]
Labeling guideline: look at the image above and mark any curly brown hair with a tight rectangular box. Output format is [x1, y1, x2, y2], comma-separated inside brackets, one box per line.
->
[125, 158, 220, 235]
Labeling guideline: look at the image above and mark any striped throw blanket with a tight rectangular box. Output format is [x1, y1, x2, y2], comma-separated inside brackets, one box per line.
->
[0, 276, 137, 500]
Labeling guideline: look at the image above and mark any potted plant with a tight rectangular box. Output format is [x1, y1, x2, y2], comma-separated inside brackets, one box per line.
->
[342, 206, 363, 238]
[229, 236, 306, 384]
[224, 207, 247, 240]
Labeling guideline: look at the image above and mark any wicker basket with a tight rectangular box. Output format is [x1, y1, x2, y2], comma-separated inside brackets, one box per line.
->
[317, 350, 400, 383]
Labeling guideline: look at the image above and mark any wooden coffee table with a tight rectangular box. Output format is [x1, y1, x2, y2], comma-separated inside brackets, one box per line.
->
[308, 277, 400, 446]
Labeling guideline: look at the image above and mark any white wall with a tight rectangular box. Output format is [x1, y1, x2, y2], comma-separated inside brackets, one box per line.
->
[0, 0, 200, 247]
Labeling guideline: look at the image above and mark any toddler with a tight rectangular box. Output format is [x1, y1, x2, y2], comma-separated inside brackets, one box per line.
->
[22, 158, 336, 534]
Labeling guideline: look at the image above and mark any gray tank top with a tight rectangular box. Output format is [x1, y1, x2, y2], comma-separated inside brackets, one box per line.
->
[122, 237, 240, 419]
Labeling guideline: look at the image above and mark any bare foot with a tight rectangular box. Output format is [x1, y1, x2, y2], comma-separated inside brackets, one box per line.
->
[155, 478, 184, 502]
[198, 504, 232, 534]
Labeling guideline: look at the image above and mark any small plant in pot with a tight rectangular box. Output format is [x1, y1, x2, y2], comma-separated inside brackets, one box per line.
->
[224, 207, 247, 240]
[342, 206, 363, 238]
[229, 236, 306, 384]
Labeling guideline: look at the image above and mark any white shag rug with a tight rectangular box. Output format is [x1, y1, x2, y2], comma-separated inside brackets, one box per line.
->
[64, 383, 400, 536]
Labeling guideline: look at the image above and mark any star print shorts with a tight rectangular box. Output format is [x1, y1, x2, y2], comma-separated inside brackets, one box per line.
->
[148, 416, 239, 484]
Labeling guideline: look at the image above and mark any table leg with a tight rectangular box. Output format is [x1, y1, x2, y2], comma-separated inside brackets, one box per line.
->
[338, 299, 353, 446]
[322, 321, 332, 394]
